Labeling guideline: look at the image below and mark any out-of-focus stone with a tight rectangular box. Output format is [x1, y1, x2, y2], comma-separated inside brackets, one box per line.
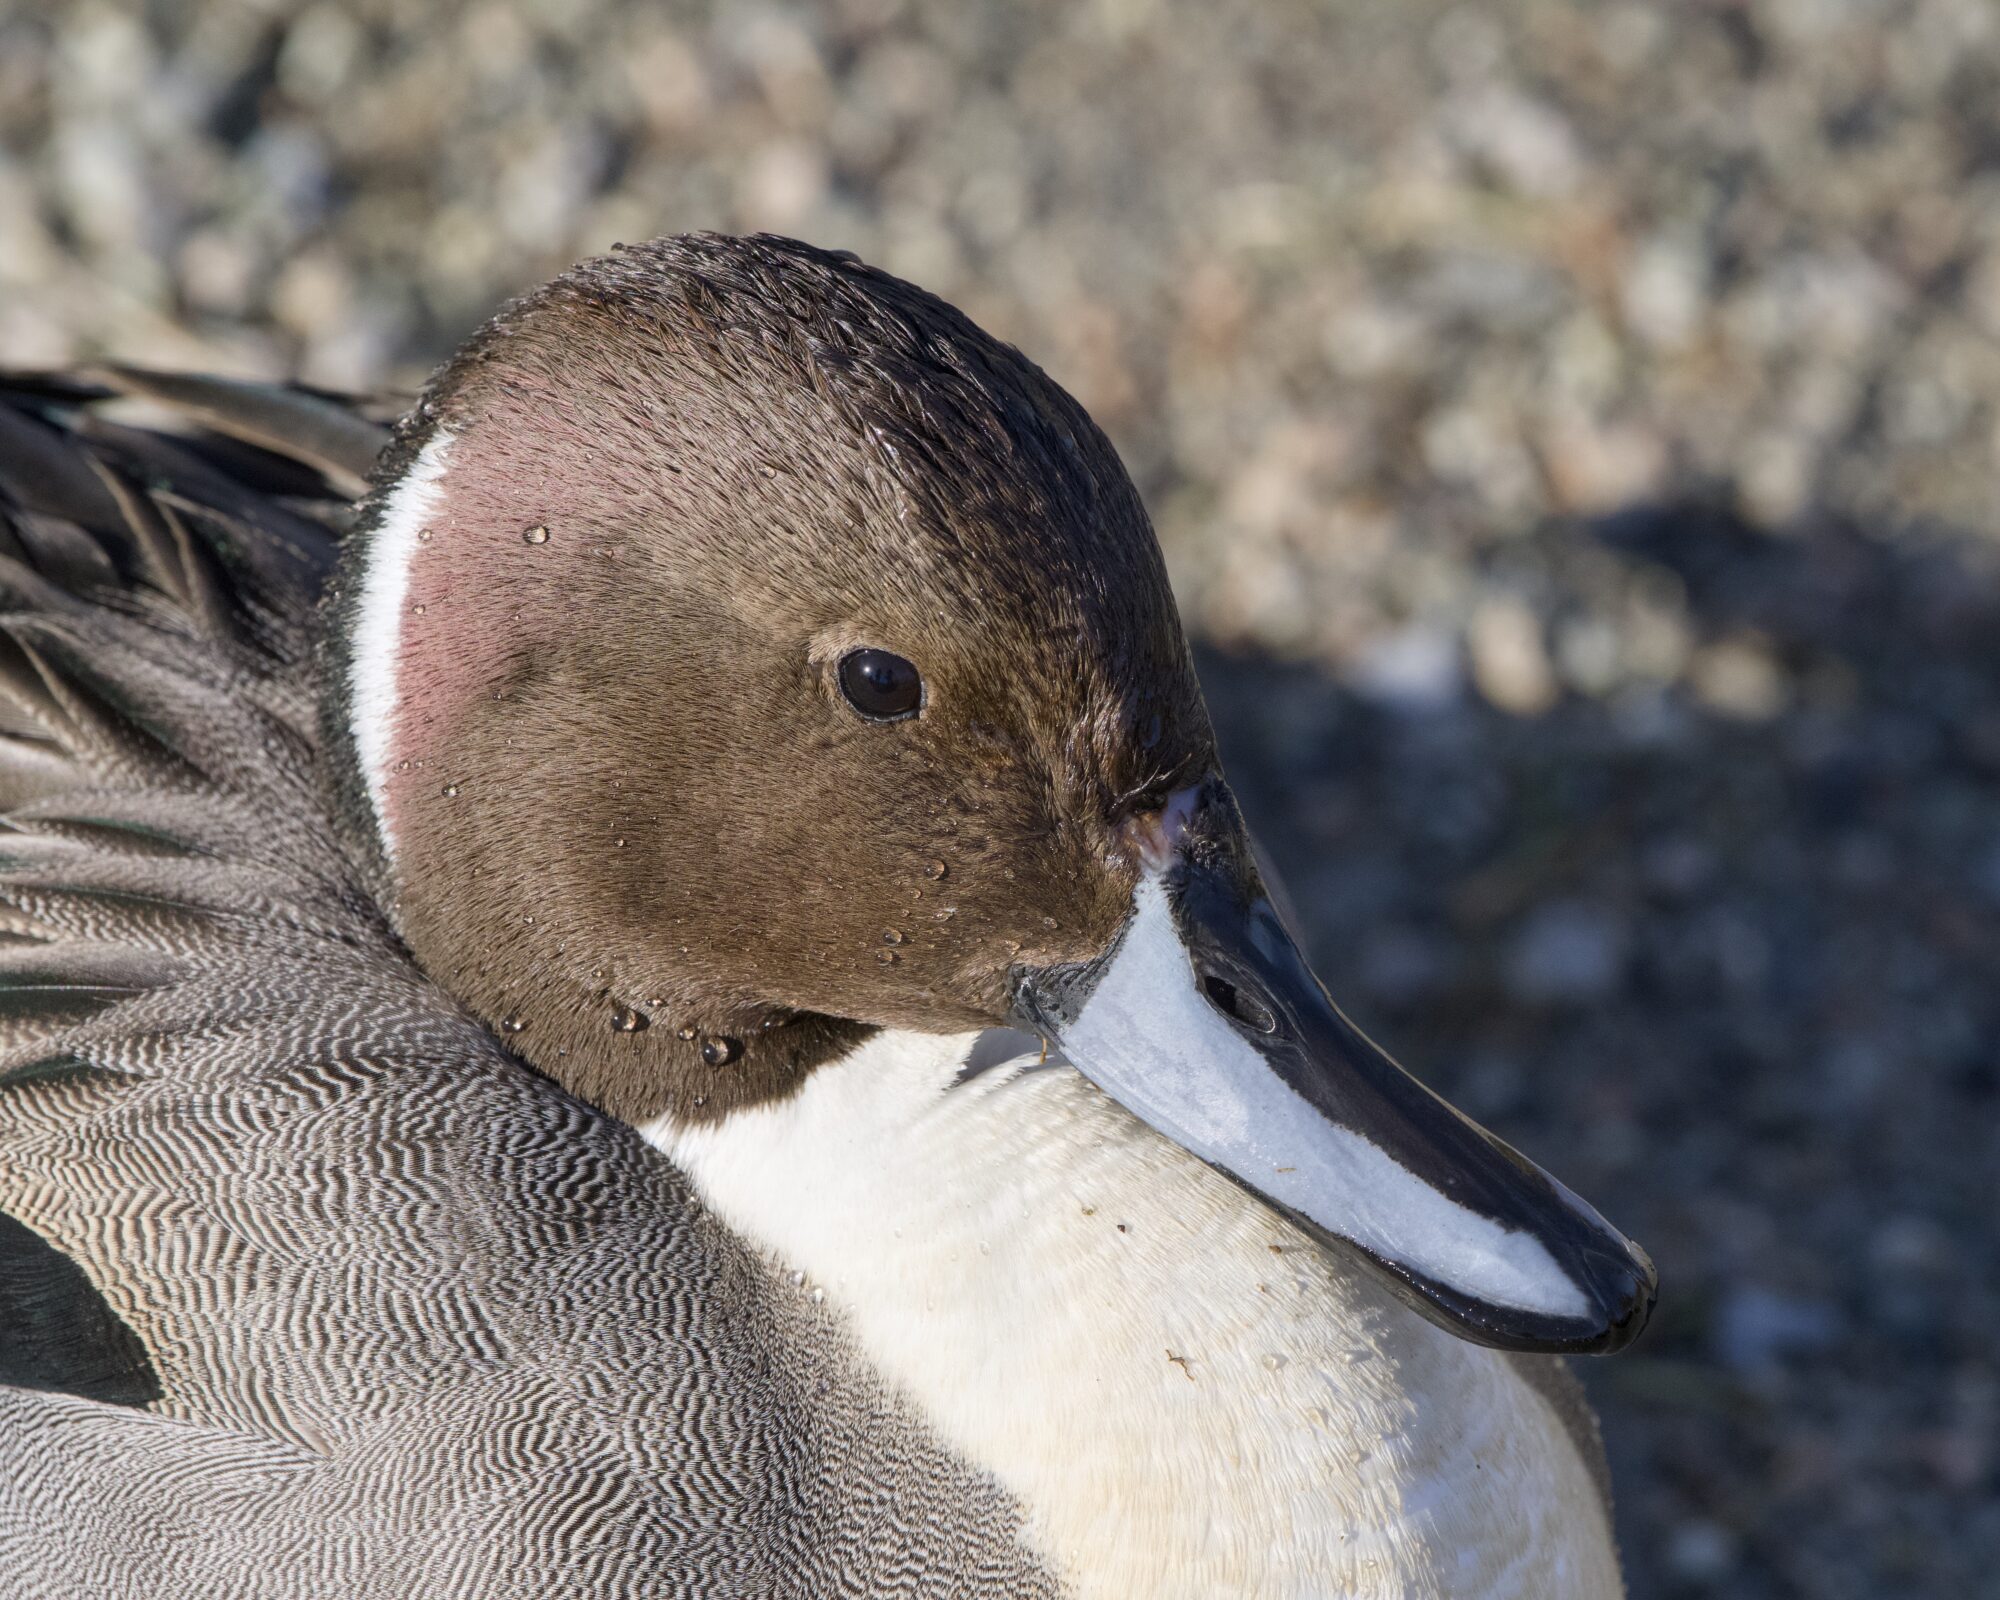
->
[1666, 1520, 1740, 1582]
[1691, 634, 1790, 721]
[1713, 1284, 1842, 1374]
[278, 4, 364, 103]
[1504, 899, 1627, 1004]
[1466, 594, 1558, 715]
[1348, 623, 1464, 713]
[269, 250, 351, 341]
[177, 229, 256, 317]
[1621, 234, 1707, 351]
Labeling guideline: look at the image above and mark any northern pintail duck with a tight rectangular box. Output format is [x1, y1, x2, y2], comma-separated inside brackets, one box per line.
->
[0, 233, 1654, 1598]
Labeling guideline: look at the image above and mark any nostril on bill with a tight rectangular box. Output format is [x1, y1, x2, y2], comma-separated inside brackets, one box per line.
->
[1198, 971, 1278, 1034]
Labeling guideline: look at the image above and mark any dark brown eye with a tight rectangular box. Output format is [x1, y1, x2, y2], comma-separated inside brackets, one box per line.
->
[837, 648, 924, 722]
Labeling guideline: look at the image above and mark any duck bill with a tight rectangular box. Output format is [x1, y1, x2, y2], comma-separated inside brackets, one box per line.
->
[1013, 788, 1656, 1355]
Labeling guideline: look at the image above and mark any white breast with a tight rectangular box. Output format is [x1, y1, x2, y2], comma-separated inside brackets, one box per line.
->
[653, 1031, 1623, 1600]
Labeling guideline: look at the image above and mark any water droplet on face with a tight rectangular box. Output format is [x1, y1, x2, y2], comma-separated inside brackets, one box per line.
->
[499, 1015, 527, 1034]
[610, 1004, 649, 1033]
[810, 1286, 825, 1304]
[1041, 916, 1059, 930]
[882, 929, 904, 945]
[924, 859, 948, 881]
[1004, 940, 1022, 956]
[1262, 1352, 1288, 1372]
[613, 838, 626, 848]
[876, 950, 898, 965]
[675, 1025, 697, 1041]
[413, 603, 427, 615]
[701, 1035, 740, 1067]
[788, 1269, 806, 1287]
[523, 524, 550, 544]
[417, 528, 433, 543]
[441, 782, 460, 797]
[396, 759, 411, 772]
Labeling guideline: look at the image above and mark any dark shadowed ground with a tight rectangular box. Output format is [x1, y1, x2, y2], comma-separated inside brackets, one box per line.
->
[3, 1, 1997, 1593]
[1205, 504, 2000, 1598]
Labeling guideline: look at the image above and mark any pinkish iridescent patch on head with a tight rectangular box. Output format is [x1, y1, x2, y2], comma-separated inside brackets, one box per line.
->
[347, 409, 582, 856]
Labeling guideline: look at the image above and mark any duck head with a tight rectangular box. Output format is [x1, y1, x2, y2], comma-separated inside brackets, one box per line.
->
[324, 233, 1654, 1355]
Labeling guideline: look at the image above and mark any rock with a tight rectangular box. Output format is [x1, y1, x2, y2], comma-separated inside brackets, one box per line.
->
[1347, 624, 1464, 713]
[1666, 1519, 1740, 1582]
[1690, 634, 1790, 721]
[1713, 1284, 1842, 1374]
[1503, 899, 1627, 1004]
[1466, 594, 1558, 715]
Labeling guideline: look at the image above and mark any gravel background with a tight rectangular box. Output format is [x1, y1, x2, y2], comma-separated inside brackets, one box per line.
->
[3, 2, 1997, 1595]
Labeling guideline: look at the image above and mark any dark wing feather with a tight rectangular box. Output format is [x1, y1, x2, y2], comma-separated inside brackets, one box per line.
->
[0, 368, 389, 647]
[81, 365, 391, 497]
[0, 1211, 161, 1406]
[0, 369, 381, 812]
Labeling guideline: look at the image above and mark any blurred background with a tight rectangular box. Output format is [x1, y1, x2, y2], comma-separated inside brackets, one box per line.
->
[3, 0, 1996, 1593]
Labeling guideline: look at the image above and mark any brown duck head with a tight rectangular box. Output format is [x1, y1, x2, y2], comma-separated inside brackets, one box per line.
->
[323, 233, 1654, 1355]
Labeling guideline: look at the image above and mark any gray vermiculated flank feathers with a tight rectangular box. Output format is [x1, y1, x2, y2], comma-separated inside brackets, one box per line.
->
[0, 373, 1060, 1599]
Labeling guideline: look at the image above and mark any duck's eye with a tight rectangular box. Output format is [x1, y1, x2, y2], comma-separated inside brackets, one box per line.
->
[838, 648, 924, 722]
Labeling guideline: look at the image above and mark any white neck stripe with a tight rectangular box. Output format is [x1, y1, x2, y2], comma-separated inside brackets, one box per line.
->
[348, 429, 454, 860]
